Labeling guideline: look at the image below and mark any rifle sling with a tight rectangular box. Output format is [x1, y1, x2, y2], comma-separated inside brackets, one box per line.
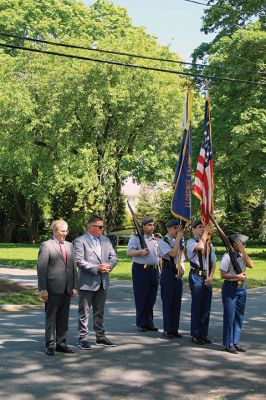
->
[163, 237, 177, 275]
[190, 237, 212, 273]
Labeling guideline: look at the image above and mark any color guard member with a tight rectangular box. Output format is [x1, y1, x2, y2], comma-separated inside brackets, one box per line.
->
[158, 219, 185, 338]
[220, 233, 253, 354]
[127, 216, 160, 332]
[187, 219, 216, 345]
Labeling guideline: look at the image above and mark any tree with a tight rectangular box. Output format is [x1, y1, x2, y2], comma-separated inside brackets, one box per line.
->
[201, 0, 265, 37]
[0, 1, 186, 241]
[192, 22, 266, 238]
[0, 0, 133, 41]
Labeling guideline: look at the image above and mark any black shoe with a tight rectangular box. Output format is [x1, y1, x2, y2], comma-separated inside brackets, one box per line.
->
[137, 327, 147, 332]
[96, 338, 116, 347]
[234, 344, 246, 352]
[201, 336, 212, 344]
[192, 336, 205, 345]
[55, 345, 74, 354]
[145, 326, 158, 332]
[45, 346, 55, 356]
[163, 332, 175, 338]
[78, 340, 92, 350]
[225, 346, 238, 354]
[173, 332, 183, 338]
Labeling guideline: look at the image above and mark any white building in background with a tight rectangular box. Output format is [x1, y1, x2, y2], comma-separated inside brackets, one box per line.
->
[122, 177, 142, 210]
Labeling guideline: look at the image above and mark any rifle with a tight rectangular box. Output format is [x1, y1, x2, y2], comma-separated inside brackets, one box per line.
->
[208, 214, 242, 274]
[127, 201, 147, 250]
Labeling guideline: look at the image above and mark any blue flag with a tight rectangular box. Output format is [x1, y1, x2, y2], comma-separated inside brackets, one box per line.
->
[171, 89, 193, 224]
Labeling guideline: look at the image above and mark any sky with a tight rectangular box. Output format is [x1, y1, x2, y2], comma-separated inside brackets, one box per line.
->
[84, 0, 216, 60]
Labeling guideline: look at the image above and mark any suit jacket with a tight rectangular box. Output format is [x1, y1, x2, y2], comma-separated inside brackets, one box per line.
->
[37, 239, 78, 295]
[74, 233, 118, 291]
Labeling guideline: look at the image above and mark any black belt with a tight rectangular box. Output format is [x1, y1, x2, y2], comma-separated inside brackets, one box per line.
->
[133, 262, 158, 270]
[224, 280, 244, 288]
[190, 269, 207, 277]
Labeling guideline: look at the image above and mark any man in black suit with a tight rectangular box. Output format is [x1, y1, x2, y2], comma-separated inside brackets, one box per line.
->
[37, 219, 78, 355]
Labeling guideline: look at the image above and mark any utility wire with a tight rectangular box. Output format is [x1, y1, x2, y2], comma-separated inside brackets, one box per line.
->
[184, 0, 263, 16]
[0, 32, 216, 70]
[0, 41, 264, 86]
[0, 33, 264, 77]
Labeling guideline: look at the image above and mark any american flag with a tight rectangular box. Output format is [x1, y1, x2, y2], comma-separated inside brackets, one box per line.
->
[192, 92, 214, 225]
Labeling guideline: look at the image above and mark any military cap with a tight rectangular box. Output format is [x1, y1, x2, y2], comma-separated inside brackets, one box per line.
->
[191, 219, 202, 228]
[141, 216, 154, 225]
[166, 219, 179, 228]
[229, 233, 249, 244]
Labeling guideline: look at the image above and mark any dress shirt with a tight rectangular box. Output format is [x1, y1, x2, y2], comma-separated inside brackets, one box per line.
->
[127, 234, 159, 265]
[158, 235, 186, 264]
[220, 253, 246, 280]
[87, 233, 101, 255]
[186, 236, 216, 270]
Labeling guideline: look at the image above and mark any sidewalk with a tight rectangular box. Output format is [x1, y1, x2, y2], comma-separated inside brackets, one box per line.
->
[0, 267, 266, 399]
[0, 265, 41, 311]
[0, 265, 38, 288]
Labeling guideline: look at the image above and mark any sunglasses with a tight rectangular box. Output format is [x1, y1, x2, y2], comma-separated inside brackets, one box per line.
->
[92, 225, 104, 229]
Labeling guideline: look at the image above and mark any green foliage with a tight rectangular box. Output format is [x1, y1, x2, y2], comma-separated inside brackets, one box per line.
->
[0, 0, 186, 240]
[191, 14, 266, 239]
[201, 0, 265, 36]
[136, 186, 157, 220]
[201, 25, 266, 238]
[0, 0, 264, 241]
[0, 0, 92, 39]
[0, 0, 133, 41]
[88, 0, 132, 39]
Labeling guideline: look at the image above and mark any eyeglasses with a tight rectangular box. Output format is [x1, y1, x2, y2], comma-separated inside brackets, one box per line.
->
[59, 230, 68, 232]
[92, 225, 104, 229]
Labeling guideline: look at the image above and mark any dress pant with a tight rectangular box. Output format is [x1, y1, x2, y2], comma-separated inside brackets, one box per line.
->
[45, 291, 71, 347]
[189, 271, 212, 338]
[78, 286, 107, 340]
[160, 267, 183, 333]
[132, 263, 159, 329]
[222, 281, 246, 346]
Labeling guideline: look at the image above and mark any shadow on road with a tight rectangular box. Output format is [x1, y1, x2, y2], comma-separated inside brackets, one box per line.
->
[0, 282, 265, 400]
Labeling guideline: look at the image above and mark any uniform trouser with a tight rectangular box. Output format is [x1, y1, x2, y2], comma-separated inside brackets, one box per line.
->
[189, 271, 212, 338]
[45, 291, 71, 348]
[160, 268, 183, 333]
[78, 287, 107, 340]
[222, 282, 246, 347]
[132, 263, 159, 328]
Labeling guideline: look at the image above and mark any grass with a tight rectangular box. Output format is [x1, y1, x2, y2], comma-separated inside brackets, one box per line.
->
[113, 245, 266, 289]
[0, 243, 265, 289]
[0, 279, 42, 306]
[0, 243, 39, 268]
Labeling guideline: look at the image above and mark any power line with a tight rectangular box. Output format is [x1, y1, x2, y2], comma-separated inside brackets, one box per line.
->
[0, 32, 264, 77]
[184, 0, 260, 16]
[0, 32, 215, 70]
[0, 42, 264, 86]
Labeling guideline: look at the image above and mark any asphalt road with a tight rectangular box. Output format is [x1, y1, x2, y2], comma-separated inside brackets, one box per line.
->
[0, 267, 266, 400]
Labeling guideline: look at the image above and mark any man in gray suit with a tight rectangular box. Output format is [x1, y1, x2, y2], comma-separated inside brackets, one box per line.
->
[74, 215, 118, 349]
[37, 219, 78, 356]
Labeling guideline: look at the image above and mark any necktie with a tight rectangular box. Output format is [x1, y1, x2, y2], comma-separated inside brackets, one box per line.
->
[93, 237, 101, 255]
[59, 241, 67, 264]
